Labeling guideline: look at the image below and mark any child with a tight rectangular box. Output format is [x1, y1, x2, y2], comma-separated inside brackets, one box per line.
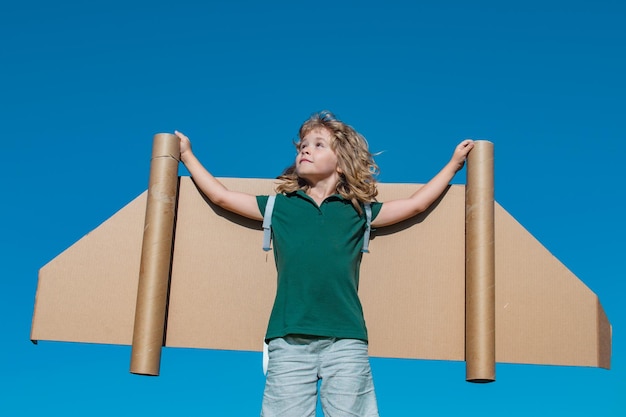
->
[175, 111, 473, 417]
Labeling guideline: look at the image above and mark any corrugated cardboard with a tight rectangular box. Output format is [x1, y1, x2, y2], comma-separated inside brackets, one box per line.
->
[31, 177, 612, 370]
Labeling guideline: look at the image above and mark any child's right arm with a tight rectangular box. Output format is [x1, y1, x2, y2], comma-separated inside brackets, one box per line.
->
[175, 131, 263, 221]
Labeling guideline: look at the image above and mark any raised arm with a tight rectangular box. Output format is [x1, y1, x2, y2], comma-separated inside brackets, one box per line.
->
[175, 131, 263, 221]
[371, 139, 474, 227]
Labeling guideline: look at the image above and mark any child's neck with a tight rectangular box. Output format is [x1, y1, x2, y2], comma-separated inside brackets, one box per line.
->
[306, 180, 338, 206]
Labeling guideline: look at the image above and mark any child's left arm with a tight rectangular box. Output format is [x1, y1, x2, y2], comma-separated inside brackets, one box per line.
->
[371, 139, 474, 228]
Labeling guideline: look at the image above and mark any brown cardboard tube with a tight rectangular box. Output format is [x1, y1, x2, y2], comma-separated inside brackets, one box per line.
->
[465, 140, 495, 383]
[130, 133, 180, 376]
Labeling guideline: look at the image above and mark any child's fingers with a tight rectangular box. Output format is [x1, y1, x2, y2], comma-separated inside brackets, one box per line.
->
[174, 130, 188, 141]
[460, 139, 474, 148]
[456, 139, 474, 155]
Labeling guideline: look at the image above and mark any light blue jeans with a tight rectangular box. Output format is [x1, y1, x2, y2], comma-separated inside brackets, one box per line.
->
[260, 336, 379, 417]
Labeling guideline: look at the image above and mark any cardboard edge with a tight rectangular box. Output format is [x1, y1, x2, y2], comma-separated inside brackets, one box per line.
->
[597, 298, 612, 370]
[30, 269, 42, 344]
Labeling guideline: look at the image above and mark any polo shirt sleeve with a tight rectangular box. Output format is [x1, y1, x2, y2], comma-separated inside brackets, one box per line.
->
[256, 195, 270, 216]
[370, 201, 383, 221]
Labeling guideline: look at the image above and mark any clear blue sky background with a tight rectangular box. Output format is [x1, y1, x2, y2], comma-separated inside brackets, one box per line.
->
[2, 1, 624, 415]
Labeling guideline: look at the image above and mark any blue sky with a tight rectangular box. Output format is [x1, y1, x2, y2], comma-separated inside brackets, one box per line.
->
[2, 0, 624, 415]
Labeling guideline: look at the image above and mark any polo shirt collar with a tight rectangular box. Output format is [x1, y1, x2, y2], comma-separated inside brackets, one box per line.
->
[292, 189, 345, 204]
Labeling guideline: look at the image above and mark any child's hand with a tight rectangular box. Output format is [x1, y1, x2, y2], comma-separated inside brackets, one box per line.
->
[174, 130, 192, 161]
[451, 139, 474, 172]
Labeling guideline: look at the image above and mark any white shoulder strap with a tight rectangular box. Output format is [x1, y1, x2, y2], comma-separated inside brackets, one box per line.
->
[262, 195, 276, 251]
[262, 195, 276, 374]
[361, 203, 372, 253]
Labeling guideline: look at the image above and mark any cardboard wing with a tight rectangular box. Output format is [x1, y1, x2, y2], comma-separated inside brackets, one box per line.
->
[31, 176, 611, 369]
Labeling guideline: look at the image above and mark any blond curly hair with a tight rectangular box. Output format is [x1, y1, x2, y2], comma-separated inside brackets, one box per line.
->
[276, 111, 379, 213]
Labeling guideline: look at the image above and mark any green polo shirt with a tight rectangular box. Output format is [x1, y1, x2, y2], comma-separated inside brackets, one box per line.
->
[257, 191, 382, 342]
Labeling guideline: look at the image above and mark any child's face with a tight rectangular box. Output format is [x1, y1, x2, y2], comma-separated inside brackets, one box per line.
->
[295, 128, 341, 184]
